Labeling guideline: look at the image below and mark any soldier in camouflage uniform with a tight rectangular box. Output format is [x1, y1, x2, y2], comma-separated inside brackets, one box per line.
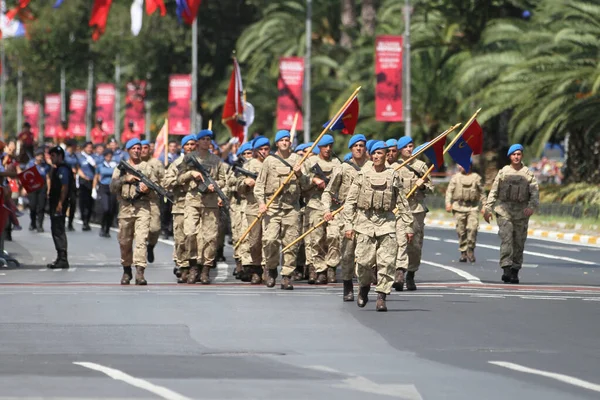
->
[385, 138, 399, 167]
[343, 141, 414, 312]
[323, 134, 370, 301]
[445, 163, 486, 262]
[110, 138, 157, 285]
[140, 140, 165, 264]
[304, 134, 341, 284]
[394, 136, 434, 291]
[162, 134, 196, 283]
[229, 142, 253, 279]
[484, 144, 539, 284]
[178, 129, 227, 284]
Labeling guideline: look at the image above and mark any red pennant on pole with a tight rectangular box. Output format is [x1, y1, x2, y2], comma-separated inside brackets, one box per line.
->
[89, 0, 113, 41]
[221, 58, 245, 143]
[146, 0, 166, 16]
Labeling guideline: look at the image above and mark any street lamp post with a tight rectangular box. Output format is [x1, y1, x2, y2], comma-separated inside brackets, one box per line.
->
[403, 0, 411, 137]
[303, 0, 312, 143]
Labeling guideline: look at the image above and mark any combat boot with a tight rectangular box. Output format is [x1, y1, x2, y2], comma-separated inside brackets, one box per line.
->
[135, 266, 147, 285]
[240, 266, 252, 282]
[467, 249, 476, 263]
[250, 266, 262, 285]
[406, 271, 417, 291]
[294, 265, 305, 281]
[187, 264, 199, 284]
[177, 267, 189, 284]
[459, 251, 467, 262]
[357, 286, 370, 308]
[265, 268, 277, 288]
[392, 269, 405, 292]
[307, 265, 317, 284]
[216, 246, 226, 262]
[501, 266, 511, 283]
[343, 280, 354, 302]
[280, 275, 294, 290]
[200, 266, 211, 284]
[234, 259, 242, 279]
[327, 267, 337, 283]
[316, 271, 328, 285]
[376, 293, 387, 312]
[47, 259, 70, 269]
[147, 245, 155, 264]
[510, 268, 520, 284]
[120, 266, 133, 285]
[173, 267, 181, 278]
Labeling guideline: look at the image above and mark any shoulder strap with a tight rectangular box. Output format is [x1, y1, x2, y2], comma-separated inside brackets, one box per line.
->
[404, 163, 423, 178]
[344, 160, 360, 171]
[269, 152, 293, 169]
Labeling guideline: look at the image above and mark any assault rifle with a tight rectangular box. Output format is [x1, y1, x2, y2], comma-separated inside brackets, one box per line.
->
[233, 165, 258, 180]
[311, 163, 330, 185]
[184, 154, 230, 209]
[117, 160, 174, 203]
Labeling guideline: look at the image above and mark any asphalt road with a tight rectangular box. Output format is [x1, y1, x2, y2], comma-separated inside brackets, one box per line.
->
[1, 219, 600, 400]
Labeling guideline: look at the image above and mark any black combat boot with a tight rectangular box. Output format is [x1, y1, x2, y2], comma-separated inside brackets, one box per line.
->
[307, 266, 317, 284]
[376, 293, 388, 312]
[343, 280, 354, 302]
[510, 268, 520, 284]
[187, 260, 199, 284]
[406, 271, 417, 291]
[135, 266, 147, 285]
[327, 267, 337, 283]
[316, 271, 328, 285]
[174, 267, 181, 278]
[294, 265, 305, 281]
[177, 267, 189, 284]
[147, 245, 155, 263]
[47, 252, 69, 269]
[467, 249, 476, 263]
[240, 265, 252, 282]
[280, 275, 294, 290]
[265, 268, 277, 288]
[459, 252, 467, 262]
[29, 222, 36, 231]
[250, 266, 262, 285]
[200, 266, 211, 284]
[67, 223, 75, 232]
[121, 266, 133, 285]
[501, 266, 511, 283]
[357, 286, 370, 308]
[392, 269, 405, 292]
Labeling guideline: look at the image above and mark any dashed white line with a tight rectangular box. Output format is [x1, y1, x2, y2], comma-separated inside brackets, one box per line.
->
[421, 260, 482, 284]
[424, 235, 441, 241]
[489, 361, 600, 393]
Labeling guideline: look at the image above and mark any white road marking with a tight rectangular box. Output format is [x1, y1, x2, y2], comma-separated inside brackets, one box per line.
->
[489, 361, 600, 393]
[529, 243, 580, 252]
[421, 260, 482, 284]
[74, 361, 192, 400]
[444, 239, 596, 265]
[487, 259, 538, 268]
[424, 235, 441, 241]
[214, 262, 229, 282]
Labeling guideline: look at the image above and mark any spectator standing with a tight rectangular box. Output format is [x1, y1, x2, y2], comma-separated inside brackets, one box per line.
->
[76, 142, 96, 231]
[25, 149, 51, 232]
[64, 140, 79, 231]
[93, 149, 118, 238]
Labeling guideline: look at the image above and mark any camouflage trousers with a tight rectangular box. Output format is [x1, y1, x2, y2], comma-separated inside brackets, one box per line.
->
[305, 207, 341, 273]
[497, 215, 529, 270]
[118, 206, 150, 268]
[453, 210, 479, 252]
[183, 205, 219, 266]
[242, 213, 262, 266]
[172, 212, 187, 268]
[262, 207, 299, 277]
[396, 212, 425, 272]
[340, 235, 357, 281]
[355, 233, 397, 294]
[148, 200, 161, 246]
[230, 203, 245, 260]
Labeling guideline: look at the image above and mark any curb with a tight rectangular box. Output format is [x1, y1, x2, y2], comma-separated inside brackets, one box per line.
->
[425, 218, 600, 246]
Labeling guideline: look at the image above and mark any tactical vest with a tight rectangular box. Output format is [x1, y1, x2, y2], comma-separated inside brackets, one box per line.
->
[121, 162, 152, 202]
[356, 169, 396, 211]
[498, 172, 530, 203]
[454, 174, 479, 202]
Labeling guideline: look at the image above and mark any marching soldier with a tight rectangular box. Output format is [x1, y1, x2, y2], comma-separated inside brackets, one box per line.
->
[178, 129, 227, 284]
[110, 138, 156, 285]
[229, 142, 253, 279]
[254, 130, 309, 290]
[343, 141, 414, 312]
[484, 144, 539, 284]
[140, 140, 165, 263]
[163, 134, 196, 283]
[385, 138, 399, 167]
[237, 136, 271, 284]
[445, 162, 486, 262]
[394, 136, 434, 291]
[304, 134, 341, 284]
[323, 134, 370, 301]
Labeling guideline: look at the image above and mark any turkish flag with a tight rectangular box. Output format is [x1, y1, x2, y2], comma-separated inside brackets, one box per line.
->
[146, 0, 166, 16]
[221, 59, 245, 142]
[90, 0, 113, 41]
[18, 166, 45, 193]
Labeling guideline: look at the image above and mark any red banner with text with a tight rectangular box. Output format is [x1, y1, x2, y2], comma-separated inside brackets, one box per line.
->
[23, 101, 40, 140]
[96, 83, 116, 135]
[375, 35, 403, 122]
[168, 74, 191, 135]
[69, 90, 87, 137]
[277, 57, 304, 131]
[124, 80, 146, 133]
[44, 94, 61, 139]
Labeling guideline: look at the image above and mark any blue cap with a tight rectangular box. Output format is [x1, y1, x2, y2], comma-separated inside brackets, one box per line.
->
[397, 136, 413, 149]
[317, 134, 334, 147]
[196, 129, 213, 140]
[507, 144, 524, 156]
[236, 142, 253, 156]
[343, 153, 352, 162]
[181, 134, 196, 146]
[370, 141, 388, 153]
[366, 139, 376, 153]
[125, 138, 141, 150]
[275, 130, 291, 143]
[312, 145, 320, 155]
[294, 143, 309, 153]
[140, 140, 150, 146]
[252, 136, 270, 150]
[385, 138, 398, 148]
[348, 134, 367, 149]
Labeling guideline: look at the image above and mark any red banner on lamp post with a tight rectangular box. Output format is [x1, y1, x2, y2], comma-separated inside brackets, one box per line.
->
[69, 90, 88, 137]
[124, 80, 146, 133]
[96, 83, 115, 135]
[276, 57, 304, 131]
[375, 35, 403, 122]
[168, 74, 191, 135]
[44, 94, 61, 139]
[23, 101, 40, 140]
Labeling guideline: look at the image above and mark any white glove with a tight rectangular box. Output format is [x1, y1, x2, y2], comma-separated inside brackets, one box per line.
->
[91, 188, 98, 200]
[228, 136, 240, 145]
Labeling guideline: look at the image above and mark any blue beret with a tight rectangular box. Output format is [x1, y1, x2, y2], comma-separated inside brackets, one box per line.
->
[275, 130, 291, 143]
[312, 145, 320, 154]
[196, 129, 213, 140]
[181, 134, 196, 146]
[252, 136, 270, 150]
[236, 142, 253, 156]
[348, 134, 367, 149]
[366, 139, 376, 153]
[343, 153, 352, 162]
[507, 144, 524, 156]
[397, 136, 413, 149]
[317, 134, 334, 147]
[370, 141, 388, 153]
[140, 140, 150, 146]
[385, 138, 398, 148]
[294, 143, 309, 153]
[125, 138, 141, 150]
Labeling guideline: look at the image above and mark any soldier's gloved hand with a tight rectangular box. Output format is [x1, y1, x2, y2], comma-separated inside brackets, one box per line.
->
[345, 230, 355, 240]
[445, 204, 452, 212]
[139, 182, 149, 193]
[324, 212, 333, 222]
[415, 178, 425, 188]
[258, 204, 268, 214]
[523, 208, 534, 217]
[483, 211, 493, 223]
[244, 178, 255, 187]
[406, 233, 414, 243]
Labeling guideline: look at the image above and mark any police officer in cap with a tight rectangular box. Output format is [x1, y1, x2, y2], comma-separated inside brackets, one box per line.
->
[47, 146, 75, 269]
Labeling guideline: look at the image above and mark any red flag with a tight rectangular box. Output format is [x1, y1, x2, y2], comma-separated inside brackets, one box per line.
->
[89, 0, 113, 41]
[18, 166, 45, 193]
[324, 97, 359, 135]
[423, 136, 447, 170]
[221, 58, 245, 143]
[180, 0, 202, 25]
[146, 0, 166, 16]
[463, 120, 484, 155]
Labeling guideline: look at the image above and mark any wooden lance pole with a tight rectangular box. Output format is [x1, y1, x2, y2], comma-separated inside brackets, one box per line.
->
[281, 206, 344, 253]
[394, 123, 461, 172]
[289, 112, 300, 145]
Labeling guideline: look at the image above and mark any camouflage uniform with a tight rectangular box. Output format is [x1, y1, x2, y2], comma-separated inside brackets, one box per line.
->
[226, 166, 245, 276]
[445, 171, 485, 259]
[485, 164, 539, 274]
[162, 155, 188, 281]
[145, 157, 165, 249]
